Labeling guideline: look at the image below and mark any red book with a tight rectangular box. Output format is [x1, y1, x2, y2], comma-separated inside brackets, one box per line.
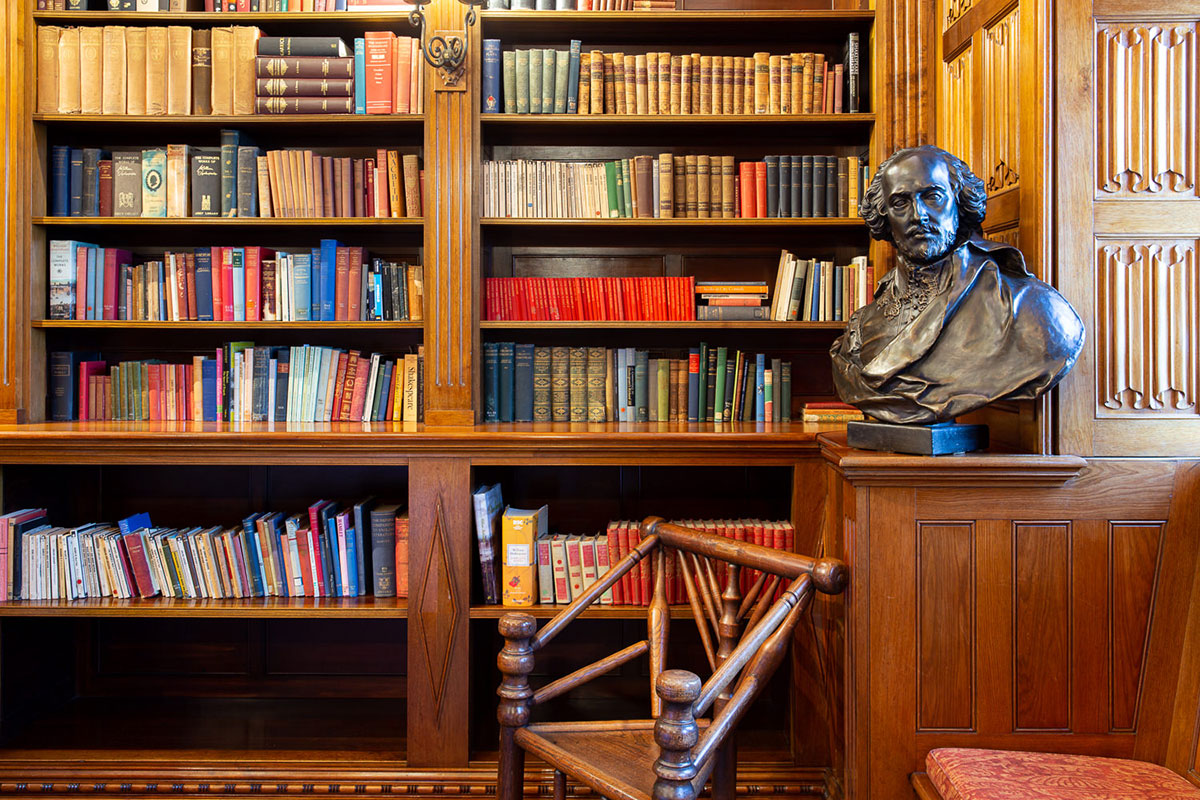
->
[334, 246, 350, 320]
[738, 161, 756, 218]
[98, 160, 113, 216]
[121, 532, 159, 598]
[834, 63, 844, 113]
[330, 350, 349, 421]
[754, 162, 767, 218]
[363, 31, 397, 115]
[147, 364, 161, 420]
[349, 357, 371, 421]
[605, 522, 623, 605]
[394, 513, 410, 599]
[295, 526, 314, 597]
[78, 360, 106, 421]
[222, 247, 235, 321]
[211, 247, 225, 322]
[364, 158, 376, 218]
[185, 252, 197, 321]
[347, 247, 364, 321]
[338, 351, 360, 422]
[244, 246, 270, 322]
[103, 249, 128, 321]
[74, 247, 88, 320]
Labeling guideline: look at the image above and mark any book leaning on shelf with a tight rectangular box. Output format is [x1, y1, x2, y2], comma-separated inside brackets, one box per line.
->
[483, 342, 793, 425]
[49, 240, 424, 323]
[472, 484, 505, 605]
[482, 36, 860, 115]
[49, 343, 425, 424]
[480, 153, 866, 219]
[49, 141, 424, 219]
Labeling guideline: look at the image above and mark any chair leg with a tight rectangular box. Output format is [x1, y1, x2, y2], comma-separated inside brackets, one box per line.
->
[498, 728, 527, 800]
[498, 613, 537, 800]
[553, 770, 566, 800]
[710, 738, 735, 800]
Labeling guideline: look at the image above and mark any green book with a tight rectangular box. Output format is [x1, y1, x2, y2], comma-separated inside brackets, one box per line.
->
[141, 148, 167, 218]
[723, 350, 737, 422]
[634, 349, 649, 422]
[780, 360, 792, 422]
[533, 345, 552, 421]
[529, 49, 543, 114]
[568, 346, 587, 422]
[541, 49, 556, 115]
[705, 346, 718, 422]
[714, 347, 728, 422]
[484, 341, 499, 422]
[771, 357, 782, 422]
[551, 345, 570, 421]
[605, 162, 620, 218]
[620, 159, 633, 219]
[502, 51, 517, 114]
[657, 358, 670, 422]
[586, 346, 606, 422]
[696, 342, 708, 423]
[553, 50, 570, 114]
[514, 49, 530, 114]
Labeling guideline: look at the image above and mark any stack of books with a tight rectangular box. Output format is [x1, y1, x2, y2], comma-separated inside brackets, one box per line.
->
[695, 280, 769, 321]
[254, 36, 356, 114]
[801, 401, 865, 423]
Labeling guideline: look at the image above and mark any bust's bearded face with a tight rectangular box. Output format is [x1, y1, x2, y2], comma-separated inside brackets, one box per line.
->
[881, 153, 960, 266]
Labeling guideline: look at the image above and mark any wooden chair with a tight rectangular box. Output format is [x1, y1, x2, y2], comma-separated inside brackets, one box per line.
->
[496, 516, 848, 800]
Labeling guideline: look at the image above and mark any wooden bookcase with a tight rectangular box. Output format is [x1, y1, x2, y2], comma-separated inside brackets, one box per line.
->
[0, 2, 877, 798]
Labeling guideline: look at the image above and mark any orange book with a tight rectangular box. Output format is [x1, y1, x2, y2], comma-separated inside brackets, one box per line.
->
[738, 161, 756, 218]
[754, 161, 767, 218]
[363, 31, 396, 114]
[394, 36, 412, 114]
[393, 512, 410, 599]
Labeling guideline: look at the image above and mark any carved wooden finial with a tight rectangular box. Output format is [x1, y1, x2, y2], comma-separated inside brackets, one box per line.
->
[652, 669, 702, 800]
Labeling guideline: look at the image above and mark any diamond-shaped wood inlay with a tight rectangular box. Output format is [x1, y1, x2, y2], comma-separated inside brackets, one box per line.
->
[416, 495, 460, 718]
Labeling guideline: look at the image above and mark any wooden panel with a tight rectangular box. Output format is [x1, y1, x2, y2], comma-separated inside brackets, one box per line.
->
[982, 7, 1020, 194]
[944, 0, 974, 30]
[1095, 24, 1196, 198]
[917, 523, 974, 731]
[1109, 523, 1162, 731]
[940, 43, 977, 173]
[1095, 240, 1198, 415]
[1013, 523, 1070, 731]
[1070, 519, 1109, 735]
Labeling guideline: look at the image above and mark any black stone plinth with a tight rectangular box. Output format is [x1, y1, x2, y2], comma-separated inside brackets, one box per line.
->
[846, 420, 989, 456]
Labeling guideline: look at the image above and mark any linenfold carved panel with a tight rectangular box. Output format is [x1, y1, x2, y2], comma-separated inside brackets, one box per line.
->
[1097, 240, 1198, 414]
[1096, 24, 1196, 196]
[941, 45, 975, 176]
[944, 0, 973, 29]
[983, 9, 1020, 193]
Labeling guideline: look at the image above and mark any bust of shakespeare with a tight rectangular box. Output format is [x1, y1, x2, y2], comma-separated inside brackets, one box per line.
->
[830, 145, 1085, 426]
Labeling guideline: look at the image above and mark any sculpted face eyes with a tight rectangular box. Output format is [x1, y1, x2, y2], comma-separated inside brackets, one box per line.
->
[881, 154, 960, 265]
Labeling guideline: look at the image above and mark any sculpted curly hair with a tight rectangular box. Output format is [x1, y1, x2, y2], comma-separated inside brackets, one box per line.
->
[861, 145, 987, 245]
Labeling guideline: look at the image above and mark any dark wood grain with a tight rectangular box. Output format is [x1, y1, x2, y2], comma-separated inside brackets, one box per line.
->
[917, 524, 974, 731]
[1014, 523, 1071, 731]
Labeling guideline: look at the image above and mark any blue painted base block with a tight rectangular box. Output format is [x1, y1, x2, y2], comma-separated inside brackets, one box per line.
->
[846, 420, 990, 456]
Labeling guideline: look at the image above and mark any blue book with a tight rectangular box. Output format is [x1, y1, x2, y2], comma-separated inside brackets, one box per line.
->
[218, 129, 239, 217]
[483, 341, 499, 422]
[755, 353, 766, 421]
[482, 39, 501, 113]
[158, 261, 168, 320]
[273, 347, 290, 422]
[319, 239, 340, 321]
[566, 40, 581, 114]
[514, 343, 534, 422]
[201, 358, 218, 421]
[354, 38, 367, 115]
[118, 512, 153, 535]
[834, 265, 844, 321]
[194, 249, 214, 321]
[373, 271, 384, 320]
[69, 148, 84, 217]
[93, 248, 106, 320]
[498, 342, 515, 423]
[240, 513, 266, 598]
[344, 525, 359, 596]
[310, 247, 322, 321]
[293, 252, 312, 321]
[334, 0, 346, 8]
[231, 248, 246, 322]
[326, 516, 343, 596]
[809, 261, 822, 321]
[52, 145, 70, 216]
[85, 246, 98, 320]
[686, 347, 700, 422]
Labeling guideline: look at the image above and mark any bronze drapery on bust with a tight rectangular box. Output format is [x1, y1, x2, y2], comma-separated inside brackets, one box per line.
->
[830, 145, 1085, 426]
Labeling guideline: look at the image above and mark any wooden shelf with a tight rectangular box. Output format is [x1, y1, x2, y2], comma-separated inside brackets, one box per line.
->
[482, 112, 874, 126]
[479, 9, 874, 41]
[480, 320, 844, 330]
[33, 216, 424, 227]
[480, 217, 865, 227]
[0, 597, 407, 618]
[32, 9, 420, 26]
[34, 112, 423, 126]
[34, 320, 424, 330]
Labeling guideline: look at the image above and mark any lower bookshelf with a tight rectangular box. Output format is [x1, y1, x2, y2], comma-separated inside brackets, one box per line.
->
[0, 429, 836, 798]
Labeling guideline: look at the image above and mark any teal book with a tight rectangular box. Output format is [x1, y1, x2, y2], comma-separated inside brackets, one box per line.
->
[528, 49, 543, 114]
[780, 361, 792, 422]
[514, 49, 530, 114]
[140, 149, 167, 218]
[704, 345, 718, 422]
[620, 159, 633, 218]
[498, 342, 515, 423]
[354, 38, 367, 114]
[634, 349, 648, 422]
[218, 129, 239, 217]
[755, 353, 766, 421]
[541, 48, 556, 115]
[292, 252, 312, 321]
[553, 49, 570, 113]
[514, 343, 534, 422]
[566, 40, 581, 113]
[605, 161, 620, 218]
[713, 347, 728, 422]
[502, 50, 517, 114]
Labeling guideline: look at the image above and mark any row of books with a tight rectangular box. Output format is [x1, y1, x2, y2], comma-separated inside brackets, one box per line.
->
[37, 1, 415, 9]
[486, 0, 674, 10]
[481, 343, 794, 424]
[0, 501, 409, 602]
[36, 27, 422, 116]
[50, 140, 423, 219]
[484, 276, 697, 322]
[801, 401, 865, 423]
[49, 241, 424, 322]
[480, 154, 865, 219]
[764, 252, 873, 322]
[50, 344, 425, 423]
[482, 37, 860, 116]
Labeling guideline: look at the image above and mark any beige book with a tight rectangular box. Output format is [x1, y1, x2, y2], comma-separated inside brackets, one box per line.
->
[166, 143, 190, 217]
[679, 54, 691, 115]
[209, 27, 234, 116]
[125, 27, 147, 115]
[37, 26, 60, 115]
[779, 55, 791, 114]
[722, 55, 735, 115]
[767, 55, 781, 114]
[789, 53, 803, 114]
[646, 53, 658, 117]
[79, 26, 104, 115]
[696, 154, 710, 218]
[657, 52, 670, 115]
[387, 150, 402, 219]
[698, 55, 711, 115]
[145, 27, 168, 116]
[623, 55, 636, 115]
[407, 266, 424, 320]
[102, 27, 126, 115]
[589, 50, 604, 114]
[800, 52, 814, 113]
[753, 52, 770, 114]
[402, 153, 421, 217]
[232, 26, 261, 116]
[635, 53, 648, 115]
[658, 153, 673, 219]
[257, 155, 273, 218]
[165, 26, 191, 115]
[744, 56, 756, 114]
[721, 155, 735, 218]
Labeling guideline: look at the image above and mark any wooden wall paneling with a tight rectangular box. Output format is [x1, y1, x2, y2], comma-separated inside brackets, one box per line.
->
[982, 6, 1020, 196]
[916, 523, 975, 732]
[1109, 523, 1161, 732]
[1, 0, 32, 423]
[406, 457, 472, 767]
[1013, 522, 1071, 731]
[975, 518, 1014, 734]
[424, 0, 481, 427]
[1070, 519, 1109, 734]
[939, 42, 978, 175]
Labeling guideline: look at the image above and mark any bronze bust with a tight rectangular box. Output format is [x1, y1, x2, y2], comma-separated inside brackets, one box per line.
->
[830, 145, 1085, 426]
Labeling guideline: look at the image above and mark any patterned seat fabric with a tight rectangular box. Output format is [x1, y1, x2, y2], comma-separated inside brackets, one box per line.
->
[926, 748, 1200, 800]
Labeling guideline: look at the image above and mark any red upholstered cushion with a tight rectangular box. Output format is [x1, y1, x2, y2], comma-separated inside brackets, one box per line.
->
[927, 748, 1200, 800]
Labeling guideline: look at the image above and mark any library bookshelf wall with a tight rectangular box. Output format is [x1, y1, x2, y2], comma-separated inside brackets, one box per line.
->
[0, 2, 873, 798]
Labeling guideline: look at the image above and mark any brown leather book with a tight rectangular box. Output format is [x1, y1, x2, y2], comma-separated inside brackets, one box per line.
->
[742, 56, 755, 114]
[684, 154, 698, 218]
[255, 56, 354, 79]
[37, 26, 60, 115]
[634, 54, 648, 115]
[753, 51, 769, 114]
[633, 155, 653, 218]
[602, 53, 616, 114]
[166, 26, 192, 116]
[767, 55, 781, 114]
[800, 52, 814, 113]
[679, 54, 691, 116]
[589, 51, 604, 114]
[232, 27, 262, 116]
[322, 157, 334, 217]
[672, 157, 686, 217]
[145, 27, 169, 116]
[779, 55, 791, 114]
[709, 156, 722, 219]
[304, 150, 316, 218]
[579, 53, 591, 115]
[657, 53, 670, 115]
[352, 158, 365, 218]
[253, 97, 354, 114]
[612, 52, 626, 115]
[691, 53, 702, 113]
[254, 78, 354, 97]
[79, 26, 104, 115]
[98, 159, 113, 217]
[402, 154, 421, 217]
[721, 155, 736, 218]
[722, 56, 735, 115]
[669, 55, 681, 115]
[698, 56, 712, 115]
[657, 153, 673, 219]
[788, 53, 803, 114]
[210, 27, 234, 116]
[696, 155, 710, 218]
[645, 53, 657, 117]
[191, 29, 212, 116]
[126, 27, 147, 115]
